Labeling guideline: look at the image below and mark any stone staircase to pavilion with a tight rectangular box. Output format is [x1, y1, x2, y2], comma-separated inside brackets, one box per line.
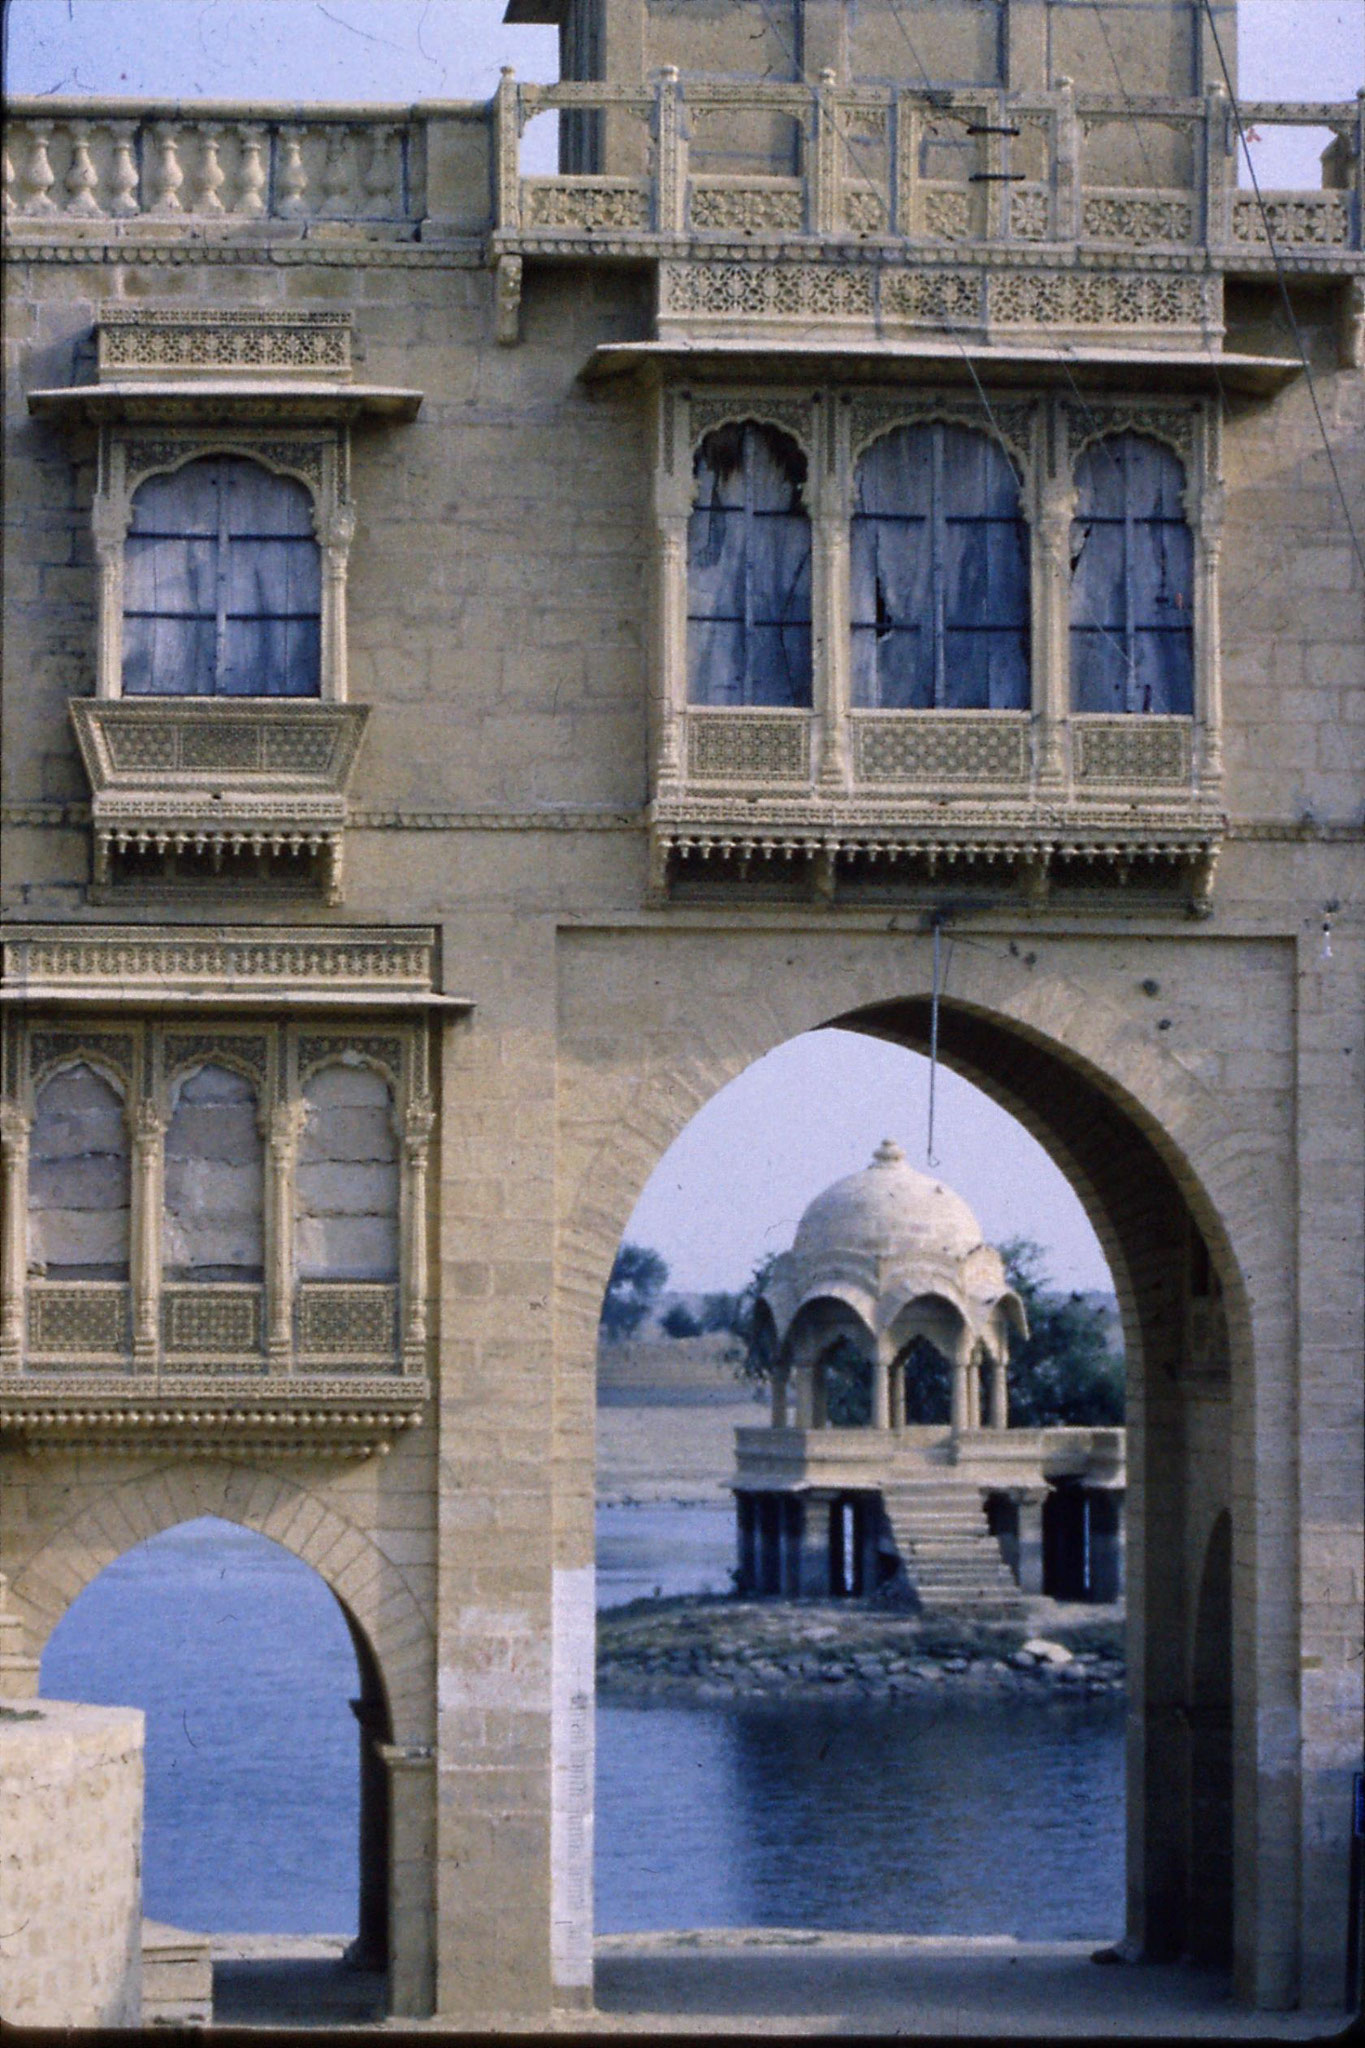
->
[879, 1479, 1027, 1621]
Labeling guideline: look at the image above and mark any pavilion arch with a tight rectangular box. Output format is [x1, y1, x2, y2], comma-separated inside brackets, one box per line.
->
[10, 1460, 435, 1745]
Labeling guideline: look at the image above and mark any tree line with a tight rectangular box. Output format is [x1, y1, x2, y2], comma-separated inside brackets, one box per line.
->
[600, 1236, 1124, 1427]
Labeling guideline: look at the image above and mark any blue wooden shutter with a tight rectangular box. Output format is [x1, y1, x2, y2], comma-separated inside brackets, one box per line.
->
[851, 423, 1029, 710]
[1070, 433, 1194, 715]
[687, 423, 813, 708]
[124, 456, 321, 698]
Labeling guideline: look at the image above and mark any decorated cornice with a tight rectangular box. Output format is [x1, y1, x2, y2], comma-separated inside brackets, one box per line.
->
[0, 1375, 429, 1458]
[0, 923, 468, 1012]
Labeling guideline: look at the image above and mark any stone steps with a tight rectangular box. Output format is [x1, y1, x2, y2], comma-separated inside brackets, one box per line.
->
[880, 1484, 1025, 1619]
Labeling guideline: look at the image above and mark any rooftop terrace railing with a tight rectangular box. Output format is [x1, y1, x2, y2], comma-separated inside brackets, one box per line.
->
[4, 80, 1363, 262]
[496, 71, 1365, 260]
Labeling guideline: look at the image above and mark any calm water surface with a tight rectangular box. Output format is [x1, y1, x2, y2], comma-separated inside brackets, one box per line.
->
[42, 1514, 1124, 1940]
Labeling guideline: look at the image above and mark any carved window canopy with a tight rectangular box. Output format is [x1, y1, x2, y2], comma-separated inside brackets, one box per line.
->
[28, 310, 422, 425]
[70, 700, 371, 906]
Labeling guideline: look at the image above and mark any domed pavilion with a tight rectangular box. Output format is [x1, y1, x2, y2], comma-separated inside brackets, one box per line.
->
[733, 1143, 1125, 1611]
[757, 1139, 1027, 1435]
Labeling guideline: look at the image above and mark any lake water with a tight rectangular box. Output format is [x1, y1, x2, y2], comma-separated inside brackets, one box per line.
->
[41, 1514, 1125, 1942]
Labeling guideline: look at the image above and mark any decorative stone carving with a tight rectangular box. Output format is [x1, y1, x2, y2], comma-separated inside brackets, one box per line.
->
[659, 261, 876, 323]
[27, 1285, 129, 1359]
[70, 701, 369, 905]
[1009, 187, 1052, 241]
[842, 187, 889, 235]
[1, 927, 443, 1006]
[1072, 718, 1192, 787]
[1232, 192, 1351, 248]
[1082, 193, 1196, 245]
[848, 396, 1034, 471]
[162, 1286, 264, 1358]
[989, 269, 1214, 330]
[854, 714, 1032, 785]
[0, 1003, 440, 1434]
[686, 394, 814, 455]
[522, 179, 650, 232]
[98, 310, 353, 379]
[880, 270, 982, 324]
[686, 713, 812, 784]
[922, 187, 973, 242]
[298, 1283, 398, 1360]
[689, 182, 805, 234]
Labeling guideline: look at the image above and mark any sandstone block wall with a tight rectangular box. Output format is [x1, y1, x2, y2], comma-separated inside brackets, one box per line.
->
[0, 1697, 144, 2027]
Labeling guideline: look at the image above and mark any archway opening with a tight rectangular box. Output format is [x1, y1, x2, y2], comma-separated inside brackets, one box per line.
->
[592, 1012, 1203, 1953]
[40, 1515, 393, 1980]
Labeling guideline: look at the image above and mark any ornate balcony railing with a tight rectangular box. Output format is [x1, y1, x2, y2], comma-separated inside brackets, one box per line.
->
[650, 708, 1221, 913]
[4, 85, 1361, 269]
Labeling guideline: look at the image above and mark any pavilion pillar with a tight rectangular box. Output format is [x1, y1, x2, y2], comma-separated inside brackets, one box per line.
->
[965, 1344, 983, 1430]
[793, 1362, 815, 1428]
[1013, 1487, 1047, 1594]
[950, 1335, 972, 1436]
[871, 1336, 892, 1431]
[986, 1347, 1009, 1430]
[1087, 1486, 1125, 1602]
[770, 1363, 790, 1428]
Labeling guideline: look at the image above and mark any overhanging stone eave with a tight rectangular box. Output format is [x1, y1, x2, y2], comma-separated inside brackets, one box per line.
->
[28, 381, 424, 424]
[584, 337, 1303, 397]
[0, 922, 474, 1014]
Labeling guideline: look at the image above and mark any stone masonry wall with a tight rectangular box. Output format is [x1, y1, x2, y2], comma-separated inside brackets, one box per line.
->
[0, 1697, 144, 2027]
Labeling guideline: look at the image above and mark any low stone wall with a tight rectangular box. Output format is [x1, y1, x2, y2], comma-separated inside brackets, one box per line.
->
[598, 1596, 1125, 1700]
[0, 1697, 144, 2026]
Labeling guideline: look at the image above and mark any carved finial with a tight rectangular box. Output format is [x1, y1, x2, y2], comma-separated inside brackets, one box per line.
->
[872, 1139, 905, 1168]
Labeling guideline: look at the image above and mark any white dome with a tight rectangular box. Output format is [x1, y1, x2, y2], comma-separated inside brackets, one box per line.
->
[791, 1139, 985, 1269]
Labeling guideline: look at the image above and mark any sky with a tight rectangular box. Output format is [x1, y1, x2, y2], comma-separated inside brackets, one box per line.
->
[4, 0, 1361, 1296]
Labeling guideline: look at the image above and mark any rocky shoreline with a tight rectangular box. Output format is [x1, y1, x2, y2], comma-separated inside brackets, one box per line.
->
[598, 1595, 1125, 1701]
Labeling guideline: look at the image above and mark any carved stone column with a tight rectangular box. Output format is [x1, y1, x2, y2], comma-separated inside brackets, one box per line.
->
[1033, 463, 1075, 791]
[871, 1334, 892, 1431]
[130, 1101, 164, 1368]
[653, 67, 687, 234]
[950, 1334, 971, 1437]
[264, 1102, 305, 1371]
[965, 1344, 983, 1431]
[793, 1361, 815, 1428]
[0, 1104, 31, 1368]
[811, 71, 841, 237]
[92, 463, 129, 702]
[653, 509, 690, 789]
[770, 1362, 790, 1428]
[317, 499, 356, 706]
[813, 509, 851, 788]
[401, 1096, 435, 1373]
[1193, 479, 1225, 790]
[987, 1346, 1009, 1430]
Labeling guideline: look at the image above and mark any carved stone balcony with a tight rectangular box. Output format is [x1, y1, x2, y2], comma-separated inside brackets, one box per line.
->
[491, 74, 1365, 364]
[70, 700, 369, 902]
[650, 708, 1223, 912]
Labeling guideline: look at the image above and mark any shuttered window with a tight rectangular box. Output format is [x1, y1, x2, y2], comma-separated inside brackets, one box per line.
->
[123, 456, 321, 697]
[851, 424, 1030, 710]
[1070, 433, 1194, 715]
[688, 423, 813, 708]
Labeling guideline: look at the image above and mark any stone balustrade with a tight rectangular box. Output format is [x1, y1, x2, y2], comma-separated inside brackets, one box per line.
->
[3, 103, 420, 226]
[4, 85, 1361, 260]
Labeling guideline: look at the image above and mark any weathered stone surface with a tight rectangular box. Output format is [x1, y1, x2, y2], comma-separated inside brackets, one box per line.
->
[0, 1698, 144, 2027]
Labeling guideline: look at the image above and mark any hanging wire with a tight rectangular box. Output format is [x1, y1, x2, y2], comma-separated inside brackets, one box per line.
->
[927, 915, 944, 1167]
[1197, 0, 1365, 587]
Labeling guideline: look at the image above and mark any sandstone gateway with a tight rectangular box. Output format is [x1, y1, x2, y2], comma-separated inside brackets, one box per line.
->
[1, 0, 1362, 2022]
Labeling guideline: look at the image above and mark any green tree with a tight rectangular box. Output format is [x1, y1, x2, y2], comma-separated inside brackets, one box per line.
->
[600, 1243, 669, 1340]
[1000, 1238, 1125, 1426]
[660, 1300, 702, 1339]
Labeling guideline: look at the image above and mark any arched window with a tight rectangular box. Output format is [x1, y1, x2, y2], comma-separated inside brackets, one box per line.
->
[28, 1064, 130, 1281]
[163, 1064, 264, 1283]
[687, 422, 812, 708]
[123, 456, 321, 698]
[1069, 433, 1194, 715]
[851, 423, 1030, 711]
[295, 1063, 399, 1282]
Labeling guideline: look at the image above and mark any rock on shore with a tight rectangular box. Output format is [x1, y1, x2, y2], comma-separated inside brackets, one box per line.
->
[598, 1596, 1125, 1701]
